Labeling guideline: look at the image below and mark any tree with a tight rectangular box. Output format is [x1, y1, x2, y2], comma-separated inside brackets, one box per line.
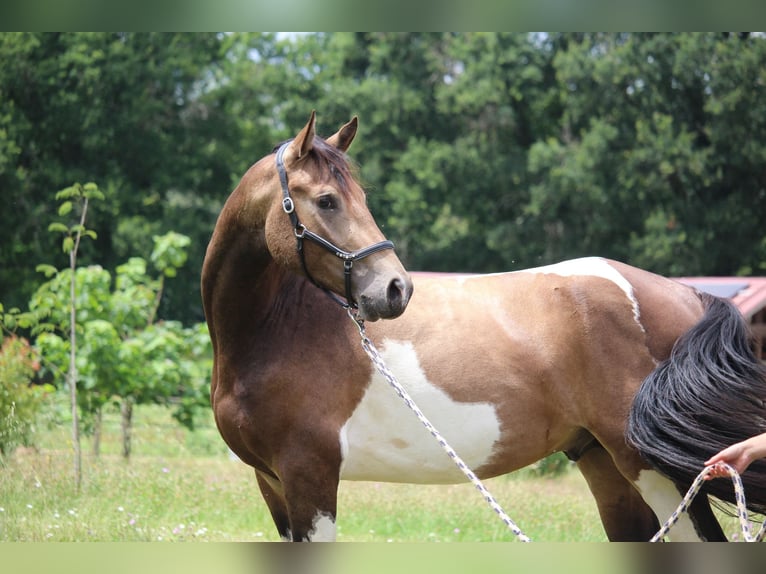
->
[523, 33, 766, 276]
[50, 182, 102, 489]
[0, 182, 103, 485]
[307, 33, 561, 271]
[302, 33, 766, 276]
[0, 33, 240, 324]
[33, 232, 209, 459]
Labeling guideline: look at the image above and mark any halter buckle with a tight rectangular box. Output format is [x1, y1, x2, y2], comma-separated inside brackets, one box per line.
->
[282, 197, 295, 214]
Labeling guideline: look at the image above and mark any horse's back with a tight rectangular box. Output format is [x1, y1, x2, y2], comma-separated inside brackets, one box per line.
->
[403, 257, 703, 363]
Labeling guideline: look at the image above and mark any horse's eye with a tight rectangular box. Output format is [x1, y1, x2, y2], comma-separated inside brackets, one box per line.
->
[317, 195, 337, 210]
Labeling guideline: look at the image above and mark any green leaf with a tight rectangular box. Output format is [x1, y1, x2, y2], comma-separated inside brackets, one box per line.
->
[48, 222, 69, 233]
[62, 236, 74, 253]
[35, 264, 59, 277]
[15, 312, 37, 329]
[84, 230, 98, 240]
[32, 322, 56, 336]
[55, 185, 80, 200]
[58, 201, 73, 216]
[83, 182, 105, 201]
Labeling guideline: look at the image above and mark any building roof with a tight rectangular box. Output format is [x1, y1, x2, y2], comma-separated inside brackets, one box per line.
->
[676, 277, 766, 320]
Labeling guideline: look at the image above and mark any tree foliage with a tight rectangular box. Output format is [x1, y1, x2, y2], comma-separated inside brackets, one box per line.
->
[32, 232, 210, 451]
[1, 32, 765, 323]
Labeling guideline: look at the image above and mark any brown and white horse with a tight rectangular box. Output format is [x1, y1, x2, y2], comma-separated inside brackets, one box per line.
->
[202, 112, 765, 542]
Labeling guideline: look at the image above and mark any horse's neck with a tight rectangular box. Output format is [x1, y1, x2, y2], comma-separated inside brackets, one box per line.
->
[202, 185, 353, 361]
[203, 215, 339, 350]
[203, 215, 283, 332]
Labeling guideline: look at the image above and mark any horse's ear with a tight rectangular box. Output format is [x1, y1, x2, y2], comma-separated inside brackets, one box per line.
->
[326, 116, 358, 152]
[285, 110, 316, 165]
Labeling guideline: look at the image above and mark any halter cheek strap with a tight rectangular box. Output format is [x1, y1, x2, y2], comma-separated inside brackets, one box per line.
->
[275, 142, 395, 309]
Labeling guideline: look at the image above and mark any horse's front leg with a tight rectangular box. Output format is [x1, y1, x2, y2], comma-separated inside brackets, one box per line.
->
[255, 471, 291, 540]
[256, 466, 341, 542]
[266, 442, 343, 542]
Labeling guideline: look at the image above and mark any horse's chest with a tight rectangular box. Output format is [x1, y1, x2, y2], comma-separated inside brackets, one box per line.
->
[338, 339, 502, 484]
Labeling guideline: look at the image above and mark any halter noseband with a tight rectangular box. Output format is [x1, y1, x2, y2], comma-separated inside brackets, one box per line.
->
[275, 141, 395, 309]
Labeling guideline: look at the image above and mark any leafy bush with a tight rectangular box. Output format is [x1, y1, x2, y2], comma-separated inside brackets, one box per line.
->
[0, 336, 51, 457]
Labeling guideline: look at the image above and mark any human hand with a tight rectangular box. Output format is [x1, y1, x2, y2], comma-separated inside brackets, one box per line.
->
[703, 433, 766, 479]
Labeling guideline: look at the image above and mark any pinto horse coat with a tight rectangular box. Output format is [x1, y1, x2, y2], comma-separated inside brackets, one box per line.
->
[202, 112, 759, 542]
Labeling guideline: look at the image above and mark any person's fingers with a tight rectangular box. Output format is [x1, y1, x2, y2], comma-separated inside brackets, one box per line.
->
[705, 444, 743, 466]
[703, 463, 730, 480]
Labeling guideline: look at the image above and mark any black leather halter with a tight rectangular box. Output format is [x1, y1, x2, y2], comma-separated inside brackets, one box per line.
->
[275, 141, 395, 309]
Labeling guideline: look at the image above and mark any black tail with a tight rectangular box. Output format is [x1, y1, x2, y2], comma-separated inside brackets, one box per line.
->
[627, 292, 766, 515]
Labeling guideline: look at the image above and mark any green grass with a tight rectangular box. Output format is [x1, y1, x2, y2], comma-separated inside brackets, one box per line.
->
[0, 402, 754, 542]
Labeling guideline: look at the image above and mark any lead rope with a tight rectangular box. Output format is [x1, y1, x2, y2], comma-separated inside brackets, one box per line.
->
[651, 462, 765, 542]
[347, 309, 531, 542]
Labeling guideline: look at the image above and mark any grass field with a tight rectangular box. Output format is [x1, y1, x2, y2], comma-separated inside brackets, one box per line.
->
[0, 402, 754, 543]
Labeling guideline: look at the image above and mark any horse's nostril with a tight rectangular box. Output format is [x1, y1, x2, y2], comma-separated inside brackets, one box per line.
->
[386, 276, 413, 314]
[387, 278, 405, 305]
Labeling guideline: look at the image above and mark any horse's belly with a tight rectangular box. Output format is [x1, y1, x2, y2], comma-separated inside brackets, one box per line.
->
[338, 339, 501, 484]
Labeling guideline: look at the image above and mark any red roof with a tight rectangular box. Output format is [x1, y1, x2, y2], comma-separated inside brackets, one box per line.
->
[676, 277, 766, 320]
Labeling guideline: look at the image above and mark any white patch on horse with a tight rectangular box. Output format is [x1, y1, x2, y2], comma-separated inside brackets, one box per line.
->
[634, 469, 704, 542]
[307, 511, 337, 542]
[339, 340, 501, 484]
[522, 257, 642, 325]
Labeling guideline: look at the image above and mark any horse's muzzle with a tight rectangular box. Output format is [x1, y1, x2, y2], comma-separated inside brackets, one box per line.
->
[358, 274, 413, 321]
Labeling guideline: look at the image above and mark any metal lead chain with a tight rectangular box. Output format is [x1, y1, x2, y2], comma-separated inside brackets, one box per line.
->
[347, 308, 532, 542]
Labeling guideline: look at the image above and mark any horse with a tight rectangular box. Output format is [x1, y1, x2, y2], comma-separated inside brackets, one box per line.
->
[202, 112, 764, 542]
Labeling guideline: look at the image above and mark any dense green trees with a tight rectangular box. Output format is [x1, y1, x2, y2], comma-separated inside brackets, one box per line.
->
[309, 32, 766, 277]
[1, 32, 241, 323]
[527, 33, 766, 276]
[2, 33, 765, 327]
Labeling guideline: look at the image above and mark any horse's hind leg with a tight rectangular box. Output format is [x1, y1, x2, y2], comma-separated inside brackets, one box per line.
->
[574, 444, 659, 541]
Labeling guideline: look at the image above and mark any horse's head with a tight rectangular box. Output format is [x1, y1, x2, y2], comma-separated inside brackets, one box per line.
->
[264, 112, 413, 321]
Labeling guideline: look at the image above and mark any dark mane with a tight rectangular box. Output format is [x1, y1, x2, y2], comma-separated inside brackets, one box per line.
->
[273, 136, 360, 196]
